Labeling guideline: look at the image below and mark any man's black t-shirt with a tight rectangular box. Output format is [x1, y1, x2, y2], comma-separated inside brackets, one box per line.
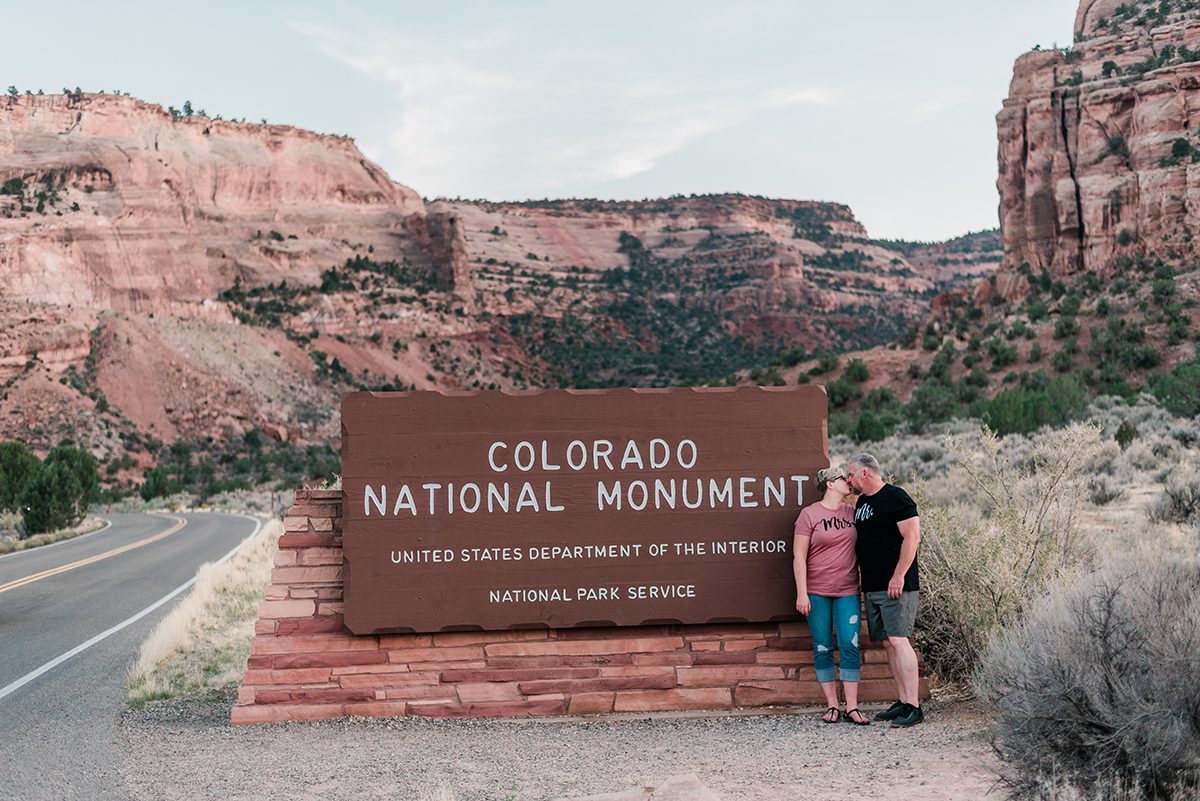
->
[854, 484, 920, 592]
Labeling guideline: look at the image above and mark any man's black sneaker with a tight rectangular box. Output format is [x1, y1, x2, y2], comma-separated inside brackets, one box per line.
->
[890, 704, 925, 728]
[874, 700, 906, 721]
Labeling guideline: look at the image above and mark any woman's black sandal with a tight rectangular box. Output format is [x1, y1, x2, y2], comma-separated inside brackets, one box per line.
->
[845, 707, 871, 725]
[822, 706, 841, 723]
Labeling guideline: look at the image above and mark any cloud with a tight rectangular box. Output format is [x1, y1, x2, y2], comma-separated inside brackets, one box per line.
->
[291, 20, 829, 197]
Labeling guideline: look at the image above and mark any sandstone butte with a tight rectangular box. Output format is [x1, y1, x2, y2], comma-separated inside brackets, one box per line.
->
[0, 91, 997, 471]
[997, 0, 1200, 295]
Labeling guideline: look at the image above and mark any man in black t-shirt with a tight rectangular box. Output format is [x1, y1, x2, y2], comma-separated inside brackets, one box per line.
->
[847, 452, 924, 728]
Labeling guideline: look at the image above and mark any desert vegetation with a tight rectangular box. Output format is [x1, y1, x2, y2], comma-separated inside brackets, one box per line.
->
[127, 519, 281, 706]
[0, 439, 99, 547]
[834, 393, 1200, 799]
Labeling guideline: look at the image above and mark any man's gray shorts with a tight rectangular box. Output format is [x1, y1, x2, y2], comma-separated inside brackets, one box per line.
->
[864, 591, 919, 641]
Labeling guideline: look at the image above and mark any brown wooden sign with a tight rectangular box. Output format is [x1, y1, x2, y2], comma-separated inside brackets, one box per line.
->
[340, 387, 828, 635]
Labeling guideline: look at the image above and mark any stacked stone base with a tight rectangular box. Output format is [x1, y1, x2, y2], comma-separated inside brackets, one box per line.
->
[233, 489, 928, 724]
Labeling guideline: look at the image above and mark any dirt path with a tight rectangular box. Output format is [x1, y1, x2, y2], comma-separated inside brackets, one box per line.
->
[118, 695, 1002, 801]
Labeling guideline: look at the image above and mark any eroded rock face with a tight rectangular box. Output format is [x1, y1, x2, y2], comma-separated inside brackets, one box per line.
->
[0, 93, 995, 461]
[0, 92, 428, 311]
[997, 0, 1200, 291]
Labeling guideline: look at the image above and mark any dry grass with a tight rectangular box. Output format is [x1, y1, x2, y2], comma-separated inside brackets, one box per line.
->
[0, 515, 107, 556]
[126, 518, 281, 706]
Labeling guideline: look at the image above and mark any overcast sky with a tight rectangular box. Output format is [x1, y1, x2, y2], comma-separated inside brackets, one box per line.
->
[3, 1, 1077, 241]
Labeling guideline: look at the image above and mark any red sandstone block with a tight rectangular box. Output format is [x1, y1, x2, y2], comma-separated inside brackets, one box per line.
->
[556, 625, 673, 641]
[756, 650, 813, 665]
[257, 688, 375, 705]
[408, 698, 568, 718]
[563, 653, 634, 667]
[455, 682, 523, 703]
[285, 503, 341, 519]
[273, 651, 386, 670]
[432, 630, 550, 647]
[440, 668, 600, 684]
[518, 675, 675, 694]
[339, 672, 441, 689]
[247, 655, 273, 669]
[276, 616, 347, 636]
[317, 587, 344, 600]
[258, 599, 316, 620]
[299, 548, 344, 566]
[308, 517, 334, 532]
[377, 634, 433, 649]
[332, 663, 411, 677]
[243, 668, 332, 686]
[734, 680, 826, 706]
[693, 650, 757, 666]
[284, 517, 309, 532]
[251, 634, 379, 656]
[236, 686, 256, 705]
[684, 624, 777, 640]
[765, 637, 811, 650]
[231, 703, 345, 725]
[856, 677, 930, 702]
[481, 656, 564, 670]
[597, 666, 676, 679]
[316, 602, 345, 616]
[264, 585, 288, 600]
[277, 533, 338, 549]
[486, 637, 683, 658]
[254, 621, 276, 636]
[690, 641, 722, 652]
[271, 566, 343, 585]
[344, 701, 408, 718]
[306, 489, 342, 500]
[382, 687, 458, 702]
[777, 622, 809, 637]
[568, 692, 615, 715]
[401, 660, 487, 671]
[724, 639, 766, 651]
[290, 588, 319, 599]
[676, 666, 785, 686]
[614, 688, 732, 712]
[525, 693, 566, 703]
[631, 653, 694, 666]
[386, 646, 486, 663]
[274, 550, 298, 567]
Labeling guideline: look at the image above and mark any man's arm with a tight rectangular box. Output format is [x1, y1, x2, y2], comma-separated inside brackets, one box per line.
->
[887, 516, 920, 599]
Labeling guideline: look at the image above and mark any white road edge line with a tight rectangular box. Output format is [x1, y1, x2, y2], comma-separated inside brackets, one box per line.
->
[0, 513, 264, 703]
[0, 518, 114, 562]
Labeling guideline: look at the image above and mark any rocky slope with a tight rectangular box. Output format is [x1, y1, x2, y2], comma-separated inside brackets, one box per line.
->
[0, 91, 995, 486]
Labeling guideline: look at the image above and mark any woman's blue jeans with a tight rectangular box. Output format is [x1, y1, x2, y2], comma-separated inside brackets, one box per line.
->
[807, 593, 861, 683]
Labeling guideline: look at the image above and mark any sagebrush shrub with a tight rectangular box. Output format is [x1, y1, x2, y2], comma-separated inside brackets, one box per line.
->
[1150, 467, 1200, 525]
[977, 546, 1200, 801]
[914, 423, 1100, 684]
[1087, 474, 1125, 506]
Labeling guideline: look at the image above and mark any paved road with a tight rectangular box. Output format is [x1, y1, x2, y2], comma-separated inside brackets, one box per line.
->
[0, 512, 258, 801]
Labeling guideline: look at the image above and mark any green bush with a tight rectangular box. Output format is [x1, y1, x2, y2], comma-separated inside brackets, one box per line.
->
[854, 409, 888, 442]
[0, 441, 40, 513]
[977, 547, 1200, 800]
[1151, 362, 1200, 417]
[984, 374, 1088, 436]
[20, 441, 98, 535]
[825, 377, 862, 408]
[843, 358, 869, 382]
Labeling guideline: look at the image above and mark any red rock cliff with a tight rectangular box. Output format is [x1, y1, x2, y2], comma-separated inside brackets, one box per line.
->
[997, 0, 1200, 292]
[0, 93, 431, 312]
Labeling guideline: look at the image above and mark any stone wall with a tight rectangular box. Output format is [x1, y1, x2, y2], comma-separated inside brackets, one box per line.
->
[232, 488, 927, 724]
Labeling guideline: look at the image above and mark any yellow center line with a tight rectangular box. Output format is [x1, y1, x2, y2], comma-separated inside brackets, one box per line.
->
[0, 515, 187, 595]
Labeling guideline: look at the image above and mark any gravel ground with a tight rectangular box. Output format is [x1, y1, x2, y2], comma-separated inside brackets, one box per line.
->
[118, 693, 1002, 801]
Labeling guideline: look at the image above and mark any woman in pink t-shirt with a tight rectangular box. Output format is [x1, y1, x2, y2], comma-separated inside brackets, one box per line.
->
[793, 466, 867, 725]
